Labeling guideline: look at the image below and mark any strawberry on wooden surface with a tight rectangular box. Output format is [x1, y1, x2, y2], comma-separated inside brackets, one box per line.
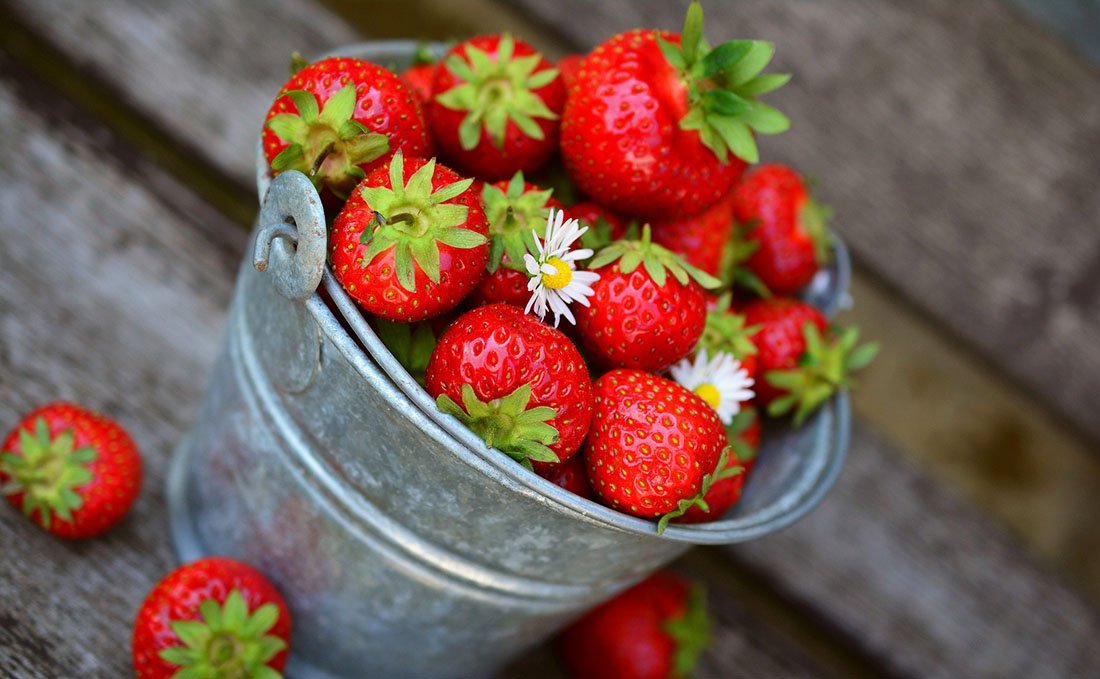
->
[263, 57, 432, 203]
[733, 163, 831, 295]
[427, 304, 594, 470]
[132, 557, 291, 679]
[329, 152, 489, 322]
[430, 34, 565, 181]
[560, 2, 790, 220]
[559, 570, 710, 679]
[1, 402, 141, 539]
[469, 171, 562, 308]
[577, 227, 719, 373]
[743, 297, 878, 424]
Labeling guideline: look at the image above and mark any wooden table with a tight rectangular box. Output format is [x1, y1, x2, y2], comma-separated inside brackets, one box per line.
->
[2, 1, 1100, 676]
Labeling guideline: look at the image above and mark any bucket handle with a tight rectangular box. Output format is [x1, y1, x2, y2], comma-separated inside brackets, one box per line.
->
[253, 171, 327, 302]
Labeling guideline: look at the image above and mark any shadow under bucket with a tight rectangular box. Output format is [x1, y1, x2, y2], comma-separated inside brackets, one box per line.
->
[166, 41, 852, 679]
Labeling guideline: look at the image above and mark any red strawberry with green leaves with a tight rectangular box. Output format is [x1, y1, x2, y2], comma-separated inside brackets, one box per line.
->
[673, 406, 758, 524]
[431, 34, 565, 181]
[330, 152, 489, 322]
[743, 298, 878, 424]
[578, 227, 720, 373]
[263, 57, 432, 203]
[732, 163, 831, 295]
[426, 304, 594, 470]
[400, 43, 439, 105]
[559, 570, 710, 679]
[584, 370, 732, 531]
[651, 189, 739, 276]
[1, 403, 141, 539]
[468, 172, 562, 308]
[561, 2, 789, 220]
[697, 293, 760, 380]
[536, 453, 594, 500]
[132, 557, 291, 679]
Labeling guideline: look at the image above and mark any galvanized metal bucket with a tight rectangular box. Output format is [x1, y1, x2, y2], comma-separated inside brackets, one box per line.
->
[166, 41, 852, 679]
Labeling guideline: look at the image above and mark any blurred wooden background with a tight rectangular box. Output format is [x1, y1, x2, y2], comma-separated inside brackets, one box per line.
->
[1, 0, 1099, 676]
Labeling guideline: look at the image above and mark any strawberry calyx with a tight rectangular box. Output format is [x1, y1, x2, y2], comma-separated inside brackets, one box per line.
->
[658, 1, 791, 164]
[663, 585, 711, 679]
[0, 417, 96, 529]
[436, 382, 560, 471]
[358, 151, 487, 293]
[588, 225, 722, 290]
[266, 83, 390, 199]
[157, 588, 287, 679]
[481, 171, 555, 273]
[800, 194, 833, 266]
[435, 33, 560, 150]
[656, 447, 742, 534]
[698, 293, 760, 359]
[766, 322, 879, 425]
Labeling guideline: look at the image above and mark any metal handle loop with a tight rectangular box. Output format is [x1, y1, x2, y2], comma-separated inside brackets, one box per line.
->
[253, 170, 327, 302]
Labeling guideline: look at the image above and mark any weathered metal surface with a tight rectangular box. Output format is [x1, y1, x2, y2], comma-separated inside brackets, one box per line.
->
[167, 41, 852, 679]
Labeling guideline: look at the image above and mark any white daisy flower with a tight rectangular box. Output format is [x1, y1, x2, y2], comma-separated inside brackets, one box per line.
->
[669, 349, 755, 424]
[523, 209, 600, 327]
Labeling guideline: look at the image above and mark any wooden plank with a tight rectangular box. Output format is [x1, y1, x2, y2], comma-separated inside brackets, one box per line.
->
[504, 0, 1100, 450]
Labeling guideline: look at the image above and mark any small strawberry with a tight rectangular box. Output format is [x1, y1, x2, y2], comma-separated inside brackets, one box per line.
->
[696, 292, 761, 381]
[431, 34, 565, 181]
[263, 57, 432, 203]
[329, 152, 489, 322]
[584, 370, 730, 528]
[557, 53, 585, 90]
[672, 407, 759, 524]
[536, 453, 594, 500]
[426, 304, 594, 470]
[559, 570, 710, 679]
[651, 189, 739, 276]
[132, 557, 291, 679]
[732, 163, 831, 295]
[400, 43, 439, 105]
[468, 172, 562, 308]
[567, 201, 629, 255]
[561, 2, 790, 220]
[742, 298, 878, 424]
[578, 227, 719, 373]
[1, 403, 141, 539]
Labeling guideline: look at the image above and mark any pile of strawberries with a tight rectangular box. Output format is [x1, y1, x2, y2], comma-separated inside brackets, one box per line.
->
[0, 4, 877, 677]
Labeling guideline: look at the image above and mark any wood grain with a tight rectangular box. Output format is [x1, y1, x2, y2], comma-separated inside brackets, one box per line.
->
[506, 0, 1100, 450]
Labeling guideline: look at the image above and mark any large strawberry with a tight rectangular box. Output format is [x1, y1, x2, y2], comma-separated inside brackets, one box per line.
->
[732, 163, 831, 294]
[263, 57, 432, 202]
[431, 34, 565, 181]
[584, 370, 730, 528]
[578, 227, 719, 373]
[1, 403, 141, 539]
[330, 152, 489, 322]
[743, 298, 878, 423]
[561, 2, 790, 220]
[651, 189, 739, 276]
[426, 304, 594, 470]
[559, 570, 710, 679]
[132, 557, 291, 679]
[468, 172, 562, 308]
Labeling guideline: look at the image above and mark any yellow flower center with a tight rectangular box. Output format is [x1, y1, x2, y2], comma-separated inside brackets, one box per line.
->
[694, 384, 721, 409]
[541, 257, 573, 290]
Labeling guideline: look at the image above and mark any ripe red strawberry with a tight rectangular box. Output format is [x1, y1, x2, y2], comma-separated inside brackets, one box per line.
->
[584, 370, 729, 528]
[1, 403, 141, 539]
[559, 570, 710, 679]
[468, 172, 562, 308]
[132, 557, 291, 679]
[732, 163, 831, 294]
[651, 189, 739, 276]
[431, 34, 565, 181]
[557, 53, 584, 90]
[566, 201, 629, 256]
[697, 293, 760, 381]
[743, 298, 878, 423]
[426, 304, 594, 469]
[577, 228, 719, 373]
[330, 152, 489, 322]
[561, 2, 789, 220]
[400, 44, 438, 105]
[673, 407, 758, 524]
[536, 453, 594, 500]
[263, 57, 432, 203]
